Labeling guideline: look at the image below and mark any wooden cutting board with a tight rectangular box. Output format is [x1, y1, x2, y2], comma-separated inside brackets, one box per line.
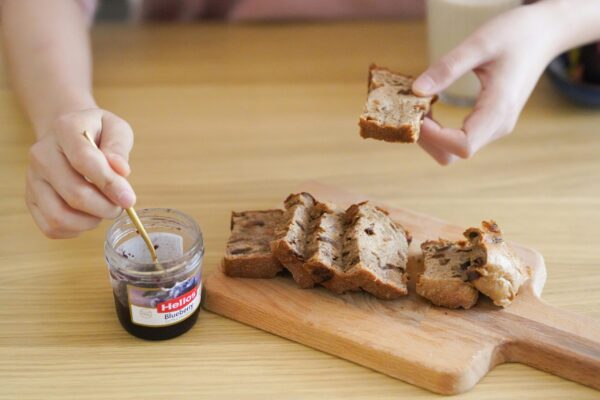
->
[203, 181, 600, 395]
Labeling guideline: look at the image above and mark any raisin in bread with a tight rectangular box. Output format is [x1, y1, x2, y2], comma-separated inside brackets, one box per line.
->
[417, 240, 479, 309]
[464, 221, 529, 307]
[359, 64, 436, 143]
[333, 202, 410, 299]
[222, 210, 284, 278]
[270, 193, 317, 288]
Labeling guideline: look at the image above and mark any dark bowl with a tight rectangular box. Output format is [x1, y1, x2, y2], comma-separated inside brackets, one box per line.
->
[547, 55, 600, 108]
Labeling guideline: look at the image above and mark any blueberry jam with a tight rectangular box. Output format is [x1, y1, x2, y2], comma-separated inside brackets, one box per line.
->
[113, 294, 200, 340]
[105, 209, 204, 341]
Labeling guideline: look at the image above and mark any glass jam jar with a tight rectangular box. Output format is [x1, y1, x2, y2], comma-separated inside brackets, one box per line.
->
[104, 208, 204, 340]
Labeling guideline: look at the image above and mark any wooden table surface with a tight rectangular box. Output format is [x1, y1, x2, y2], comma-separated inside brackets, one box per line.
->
[1, 22, 599, 399]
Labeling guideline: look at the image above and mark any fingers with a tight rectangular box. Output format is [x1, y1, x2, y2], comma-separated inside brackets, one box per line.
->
[418, 73, 517, 160]
[27, 201, 78, 240]
[419, 115, 492, 160]
[29, 139, 123, 219]
[99, 112, 134, 177]
[413, 36, 493, 97]
[54, 112, 136, 208]
[26, 108, 136, 239]
[418, 118, 474, 159]
[418, 132, 459, 166]
[418, 119, 460, 165]
[26, 171, 102, 239]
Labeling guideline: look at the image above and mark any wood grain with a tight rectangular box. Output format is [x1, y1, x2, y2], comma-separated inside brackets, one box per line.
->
[204, 181, 600, 394]
[1, 22, 600, 399]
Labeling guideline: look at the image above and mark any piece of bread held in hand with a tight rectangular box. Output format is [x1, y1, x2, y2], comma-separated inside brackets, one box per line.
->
[359, 64, 436, 143]
[222, 210, 284, 279]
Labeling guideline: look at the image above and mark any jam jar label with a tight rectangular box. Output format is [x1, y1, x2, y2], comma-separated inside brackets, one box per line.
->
[127, 273, 201, 327]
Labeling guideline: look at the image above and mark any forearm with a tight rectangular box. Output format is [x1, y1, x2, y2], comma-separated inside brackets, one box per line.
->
[1, 0, 96, 138]
[538, 0, 600, 53]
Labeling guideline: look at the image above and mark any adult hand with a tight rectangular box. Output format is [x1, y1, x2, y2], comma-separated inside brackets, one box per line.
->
[413, 4, 560, 165]
[26, 108, 136, 238]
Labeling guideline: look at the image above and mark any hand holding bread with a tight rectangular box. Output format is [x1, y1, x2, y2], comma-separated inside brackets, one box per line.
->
[411, 0, 600, 164]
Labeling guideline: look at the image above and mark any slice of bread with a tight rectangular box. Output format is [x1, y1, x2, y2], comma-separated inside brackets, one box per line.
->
[270, 193, 317, 289]
[359, 64, 436, 143]
[222, 210, 284, 278]
[417, 239, 479, 309]
[334, 202, 409, 299]
[303, 201, 347, 286]
[464, 221, 529, 307]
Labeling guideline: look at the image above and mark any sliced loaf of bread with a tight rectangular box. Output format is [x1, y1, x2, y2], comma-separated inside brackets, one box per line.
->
[359, 64, 436, 143]
[222, 210, 284, 278]
[417, 239, 479, 309]
[226, 194, 411, 300]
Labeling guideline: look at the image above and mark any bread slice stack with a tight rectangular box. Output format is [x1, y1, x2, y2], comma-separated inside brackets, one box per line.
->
[223, 193, 411, 300]
[359, 64, 436, 143]
[417, 221, 529, 308]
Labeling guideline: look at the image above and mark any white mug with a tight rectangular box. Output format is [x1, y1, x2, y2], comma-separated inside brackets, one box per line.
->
[427, 0, 522, 106]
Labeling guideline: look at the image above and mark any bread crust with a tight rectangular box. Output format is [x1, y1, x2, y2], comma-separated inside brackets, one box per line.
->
[222, 210, 284, 278]
[359, 118, 418, 143]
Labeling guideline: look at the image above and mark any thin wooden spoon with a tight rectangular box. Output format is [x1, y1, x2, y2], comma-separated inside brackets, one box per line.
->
[82, 131, 162, 269]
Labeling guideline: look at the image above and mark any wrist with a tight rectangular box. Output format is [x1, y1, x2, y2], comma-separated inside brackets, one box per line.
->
[536, 0, 600, 54]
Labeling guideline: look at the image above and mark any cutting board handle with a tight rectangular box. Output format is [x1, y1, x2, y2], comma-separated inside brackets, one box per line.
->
[499, 292, 600, 390]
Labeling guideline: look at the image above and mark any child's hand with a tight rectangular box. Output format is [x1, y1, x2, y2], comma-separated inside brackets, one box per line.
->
[26, 109, 136, 238]
[412, 4, 559, 165]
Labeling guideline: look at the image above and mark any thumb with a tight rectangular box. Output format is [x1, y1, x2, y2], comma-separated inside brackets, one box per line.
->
[99, 112, 134, 177]
[413, 39, 487, 96]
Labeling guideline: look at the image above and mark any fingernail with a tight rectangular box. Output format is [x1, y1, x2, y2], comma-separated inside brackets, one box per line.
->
[413, 75, 434, 95]
[117, 190, 136, 208]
